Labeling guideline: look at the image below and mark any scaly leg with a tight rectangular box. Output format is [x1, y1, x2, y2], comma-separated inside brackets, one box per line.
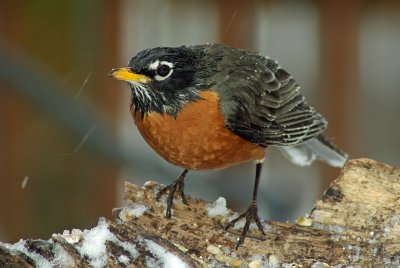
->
[156, 169, 189, 218]
[225, 159, 265, 249]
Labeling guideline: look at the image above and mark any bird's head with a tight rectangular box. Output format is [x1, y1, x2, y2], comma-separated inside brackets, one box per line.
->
[110, 46, 209, 117]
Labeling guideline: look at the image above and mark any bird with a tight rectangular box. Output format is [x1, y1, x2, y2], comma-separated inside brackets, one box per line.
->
[109, 43, 348, 249]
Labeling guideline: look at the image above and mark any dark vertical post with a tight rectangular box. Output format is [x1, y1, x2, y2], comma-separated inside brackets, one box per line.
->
[318, 0, 361, 187]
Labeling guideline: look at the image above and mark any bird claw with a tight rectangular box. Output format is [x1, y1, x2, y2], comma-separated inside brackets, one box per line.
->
[155, 171, 188, 218]
[225, 202, 265, 249]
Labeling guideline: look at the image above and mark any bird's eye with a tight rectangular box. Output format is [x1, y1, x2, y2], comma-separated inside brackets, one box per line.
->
[156, 64, 171, 77]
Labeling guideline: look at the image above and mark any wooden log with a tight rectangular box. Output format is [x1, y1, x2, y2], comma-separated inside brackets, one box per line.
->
[0, 158, 399, 267]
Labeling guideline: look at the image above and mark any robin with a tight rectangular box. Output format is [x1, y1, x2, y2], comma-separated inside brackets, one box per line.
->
[109, 43, 348, 249]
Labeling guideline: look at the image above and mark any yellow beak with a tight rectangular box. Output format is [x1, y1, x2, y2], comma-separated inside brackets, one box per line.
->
[109, 67, 150, 83]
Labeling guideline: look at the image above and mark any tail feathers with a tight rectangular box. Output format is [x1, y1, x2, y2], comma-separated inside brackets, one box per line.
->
[277, 135, 348, 168]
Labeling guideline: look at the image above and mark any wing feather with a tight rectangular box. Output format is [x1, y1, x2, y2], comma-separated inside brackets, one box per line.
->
[215, 49, 327, 147]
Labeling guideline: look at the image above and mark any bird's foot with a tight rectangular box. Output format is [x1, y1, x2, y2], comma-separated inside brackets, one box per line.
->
[225, 202, 265, 249]
[155, 171, 188, 218]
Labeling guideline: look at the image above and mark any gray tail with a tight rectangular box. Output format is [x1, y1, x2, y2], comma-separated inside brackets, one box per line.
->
[277, 135, 348, 168]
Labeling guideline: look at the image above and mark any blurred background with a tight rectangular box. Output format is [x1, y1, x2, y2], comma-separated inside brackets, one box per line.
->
[1, 0, 399, 242]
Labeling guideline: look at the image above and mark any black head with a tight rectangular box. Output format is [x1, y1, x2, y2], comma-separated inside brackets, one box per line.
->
[110, 46, 206, 117]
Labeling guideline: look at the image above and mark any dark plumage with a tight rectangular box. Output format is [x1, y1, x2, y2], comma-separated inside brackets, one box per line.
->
[199, 44, 327, 147]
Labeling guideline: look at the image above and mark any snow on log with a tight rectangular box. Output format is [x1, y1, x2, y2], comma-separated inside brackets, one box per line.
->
[0, 158, 399, 267]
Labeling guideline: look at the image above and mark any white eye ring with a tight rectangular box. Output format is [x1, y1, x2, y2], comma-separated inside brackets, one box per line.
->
[148, 60, 174, 81]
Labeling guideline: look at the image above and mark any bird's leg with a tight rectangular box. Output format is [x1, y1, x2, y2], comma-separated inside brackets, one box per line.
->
[225, 158, 265, 249]
[156, 169, 189, 218]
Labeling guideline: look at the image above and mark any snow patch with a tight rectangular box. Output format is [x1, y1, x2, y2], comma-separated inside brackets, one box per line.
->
[207, 197, 228, 217]
[78, 219, 111, 267]
[77, 218, 138, 268]
[61, 228, 83, 244]
[268, 254, 280, 268]
[118, 255, 130, 265]
[313, 223, 345, 233]
[142, 238, 187, 268]
[311, 261, 331, 268]
[53, 243, 75, 267]
[1, 240, 53, 268]
[120, 204, 148, 221]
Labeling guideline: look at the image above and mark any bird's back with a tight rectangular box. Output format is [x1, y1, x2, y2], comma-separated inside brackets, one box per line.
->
[193, 44, 347, 166]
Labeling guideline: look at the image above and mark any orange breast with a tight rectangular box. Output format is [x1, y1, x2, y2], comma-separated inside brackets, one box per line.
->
[131, 91, 266, 170]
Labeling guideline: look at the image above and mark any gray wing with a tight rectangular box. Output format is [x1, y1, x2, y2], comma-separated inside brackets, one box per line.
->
[215, 51, 327, 147]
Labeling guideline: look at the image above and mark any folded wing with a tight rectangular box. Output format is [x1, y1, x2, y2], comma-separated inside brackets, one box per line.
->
[215, 50, 347, 167]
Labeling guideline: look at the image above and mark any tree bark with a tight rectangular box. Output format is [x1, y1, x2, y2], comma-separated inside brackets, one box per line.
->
[0, 158, 399, 267]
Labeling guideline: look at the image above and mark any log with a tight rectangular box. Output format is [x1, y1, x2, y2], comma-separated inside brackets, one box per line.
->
[0, 158, 399, 267]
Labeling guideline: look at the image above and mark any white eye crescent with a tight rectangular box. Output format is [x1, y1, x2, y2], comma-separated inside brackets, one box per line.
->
[148, 60, 174, 81]
[148, 60, 160, 70]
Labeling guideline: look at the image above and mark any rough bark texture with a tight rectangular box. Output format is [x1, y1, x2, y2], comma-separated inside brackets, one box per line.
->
[0, 158, 399, 267]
